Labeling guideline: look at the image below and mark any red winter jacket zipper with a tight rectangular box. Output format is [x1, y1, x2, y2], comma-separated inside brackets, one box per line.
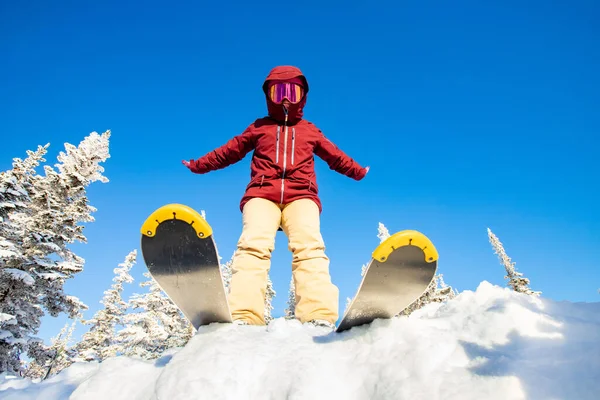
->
[280, 112, 289, 205]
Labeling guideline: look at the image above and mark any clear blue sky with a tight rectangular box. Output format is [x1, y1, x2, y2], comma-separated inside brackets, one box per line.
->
[1, 0, 598, 344]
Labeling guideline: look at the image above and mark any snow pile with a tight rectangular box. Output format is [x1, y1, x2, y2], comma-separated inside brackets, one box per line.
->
[1, 281, 598, 400]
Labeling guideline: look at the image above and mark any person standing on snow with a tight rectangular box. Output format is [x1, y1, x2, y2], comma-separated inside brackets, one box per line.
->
[182, 65, 369, 329]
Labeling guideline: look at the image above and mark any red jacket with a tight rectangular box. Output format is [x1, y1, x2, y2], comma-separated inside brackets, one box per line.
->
[187, 66, 367, 213]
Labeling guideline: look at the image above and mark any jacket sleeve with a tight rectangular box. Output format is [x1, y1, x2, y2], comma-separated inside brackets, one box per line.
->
[314, 127, 367, 180]
[188, 124, 256, 174]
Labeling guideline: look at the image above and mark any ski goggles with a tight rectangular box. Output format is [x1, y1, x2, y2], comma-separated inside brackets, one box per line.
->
[268, 82, 304, 104]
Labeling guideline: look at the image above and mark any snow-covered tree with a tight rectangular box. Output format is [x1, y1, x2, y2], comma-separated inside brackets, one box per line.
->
[0, 131, 110, 374]
[431, 274, 457, 302]
[264, 275, 276, 324]
[117, 271, 192, 360]
[0, 145, 48, 374]
[344, 297, 352, 313]
[284, 277, 296, 319]
[377, 222, 390, 242]
[397, 273, 458, 316]
[487, 228, 541, 296]
[76, 249, 135, 362]
[25, 321, 76, 380]
[220, 256, 233, 294]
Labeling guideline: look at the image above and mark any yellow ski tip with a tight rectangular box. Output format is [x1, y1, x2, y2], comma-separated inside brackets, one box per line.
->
[141, 203, 212, 239]
[372, 229, 438, 263]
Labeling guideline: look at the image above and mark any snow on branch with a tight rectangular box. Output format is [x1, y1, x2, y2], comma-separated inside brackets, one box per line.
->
[1, 269, 35, 286]
[487, 228, 541, 296]
[55, 131, 110, 186]
[377, 222, 390, 242]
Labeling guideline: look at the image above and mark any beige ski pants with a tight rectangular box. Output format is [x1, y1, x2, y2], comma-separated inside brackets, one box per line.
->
[227, 197, 339, 325]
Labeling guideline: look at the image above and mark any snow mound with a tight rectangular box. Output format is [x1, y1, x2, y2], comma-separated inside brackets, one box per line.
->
[1, 281, 599, 400]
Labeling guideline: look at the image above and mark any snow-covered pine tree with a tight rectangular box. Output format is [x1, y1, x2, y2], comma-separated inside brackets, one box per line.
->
[431, 274, 457, 302]
[76, 249, 136, 362]
[46, 321, 76, 378]
[396, 274, 458, 316]
[264, 275, 276, 324]
[284, 277, 296, 319]
[344, 297, 352, 313]
[0, 131, 110, 375]
[487, 228, 541, 296]
[377, 222, 390, 242]
[117, 271, 192, 360]
[25, 131, 110, 319]
[0, 145, 48, 374]
[220, 256, 233, 294]
[24, 321, 76, 380]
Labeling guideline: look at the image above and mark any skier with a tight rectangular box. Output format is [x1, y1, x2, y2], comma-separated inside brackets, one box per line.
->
[182, 65, 369, 329]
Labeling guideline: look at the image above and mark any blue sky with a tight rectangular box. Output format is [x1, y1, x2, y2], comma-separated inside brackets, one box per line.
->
[1, 0, 598, 344]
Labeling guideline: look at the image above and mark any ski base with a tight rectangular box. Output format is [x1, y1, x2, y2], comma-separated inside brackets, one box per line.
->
[140, 203, 232, 330]
[336, 230, 438, 333]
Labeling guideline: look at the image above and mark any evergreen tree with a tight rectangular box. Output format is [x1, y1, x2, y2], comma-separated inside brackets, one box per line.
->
[117, 271, 192, 360]
[264, 275, 276, 324]
[0, 131, 110, 374]
[377, 222, 390, 242]
[220, 256, 233, 294]
[76, 249, 135, 362]
[0, 145, 48, 374]
[397, 274, 458, 316]
[487, 228, 541, 296]
[25, 321, 76, 380]
[284, 277, 296, 319]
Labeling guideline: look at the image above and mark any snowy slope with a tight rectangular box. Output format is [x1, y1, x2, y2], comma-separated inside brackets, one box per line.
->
[1, 281, 598, 400]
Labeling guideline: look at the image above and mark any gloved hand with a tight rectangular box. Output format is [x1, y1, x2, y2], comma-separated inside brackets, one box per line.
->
[182, 160, 192, 169]
[357, 166, 370, 181]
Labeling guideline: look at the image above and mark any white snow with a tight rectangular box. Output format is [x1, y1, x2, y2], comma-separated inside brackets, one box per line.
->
[36, 272, 67, 281]
[0, 249, 18, 258]
[1, 281, 599, 400]
[0, 331, 14, 340]
[0, 313, 16, 324]
[2, 269, 35, 286]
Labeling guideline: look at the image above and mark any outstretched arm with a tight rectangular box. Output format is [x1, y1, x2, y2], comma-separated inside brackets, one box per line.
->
[314, 130, 368, 180]
[184, 125, 256, 174]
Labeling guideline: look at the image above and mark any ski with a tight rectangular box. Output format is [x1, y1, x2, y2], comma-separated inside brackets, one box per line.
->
[140, 203, 232, 330]
[336, 230, 438, 333]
